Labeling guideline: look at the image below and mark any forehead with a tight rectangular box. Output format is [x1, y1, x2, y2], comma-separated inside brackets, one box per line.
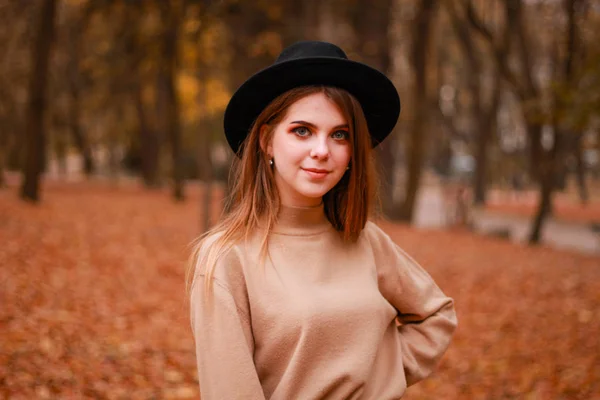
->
[283, 92, 347, 125]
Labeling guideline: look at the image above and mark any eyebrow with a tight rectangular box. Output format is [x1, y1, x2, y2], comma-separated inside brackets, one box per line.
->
[289, 120, 349, 130]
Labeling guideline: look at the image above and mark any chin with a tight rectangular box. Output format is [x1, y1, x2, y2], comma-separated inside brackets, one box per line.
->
[296, 186, 333, 200]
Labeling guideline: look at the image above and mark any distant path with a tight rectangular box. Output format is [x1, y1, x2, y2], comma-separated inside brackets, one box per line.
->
[414, 186, 600, 256]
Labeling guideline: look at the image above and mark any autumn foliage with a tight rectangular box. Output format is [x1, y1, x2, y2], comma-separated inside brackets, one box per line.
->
[1, 181, 599, 399]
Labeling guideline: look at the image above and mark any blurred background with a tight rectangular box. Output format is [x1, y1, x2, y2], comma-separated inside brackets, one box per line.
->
[3, 0, 600, 246]
[1, 0, 599, 399]
[3, 0, 600, 239]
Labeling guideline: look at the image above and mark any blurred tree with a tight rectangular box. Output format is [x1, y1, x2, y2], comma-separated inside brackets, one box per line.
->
[465, 0, 596, 243]
[352, 0, 399, 219]
[466, 0, 550, 243]
[185, 1, 218, 231]
[49, 107, 69, 177]
[444, 1, 502, 206]
[219, 0, 285, 210]
[197, 88, 215, 232]
[103, 3, 129, 181]
[0, 2, 30, 183]
[397, 0, 439, 222]
[135, 85, 162, 187]
[526, 0, 596, 233]
[128, 2, 162, 188]
[0, 121, 7, 186]
[157, 1, 185, 201]
[21, 0, 58, 202]
[553, 0, 598, 205]
[66, 1, 96, 177]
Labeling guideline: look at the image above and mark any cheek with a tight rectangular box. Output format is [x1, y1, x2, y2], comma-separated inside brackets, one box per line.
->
[273, 135, 304, 165]
[334, 145, 352, 166]
[271, 133, 288, 160]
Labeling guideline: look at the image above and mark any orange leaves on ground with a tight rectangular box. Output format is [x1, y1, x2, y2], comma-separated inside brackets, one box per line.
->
[377, 221, 600, 399]
[1, 181, 599, 399]
[1, 182, 201, 399]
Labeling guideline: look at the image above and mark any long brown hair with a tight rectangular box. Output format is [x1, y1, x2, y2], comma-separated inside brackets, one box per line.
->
[186, 85, 378, 296]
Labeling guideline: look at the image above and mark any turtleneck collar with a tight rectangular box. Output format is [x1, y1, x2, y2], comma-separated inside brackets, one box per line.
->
[271, 202, 333, 236]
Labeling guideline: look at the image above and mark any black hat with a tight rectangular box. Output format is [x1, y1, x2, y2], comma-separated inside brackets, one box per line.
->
[223, 40, 401, 155]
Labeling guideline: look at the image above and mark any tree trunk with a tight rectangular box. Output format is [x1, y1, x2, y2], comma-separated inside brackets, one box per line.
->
[472, 129, 489, 205]
[528, 169, 553, 244]
[565, 0, 587, 205]
[161, 3, 184, 201]
[398, 0, 438, 222]
[531, 0, 581, 236]
[573, 134, 588, 205]
[106, 110, 120, 182]
[20, 0, 58, 202]
[473, 74, 501, 205]
[135, 83, 161, 188]
[0, 80, 18, 186]
[529, 127, 562, 244]
[70, 115, 94, 176]
[55, 130, 68, 177]
[192, 15, 216, 231]
[526, 123, 555, 235]
[528, 131, 549, 244]
[352, 0, 397, 218]
[0, 131, 6, 188]
[67, 9, 94, 177]
[199, 121, 214, 232]
[398, 118, 425, 222]
[7, 129, 23, 171]
[221, 2, 283, 207]
[447, 1, 502, 206]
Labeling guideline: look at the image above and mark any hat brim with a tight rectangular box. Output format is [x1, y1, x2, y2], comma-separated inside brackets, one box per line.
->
[223, 57, 401, 156]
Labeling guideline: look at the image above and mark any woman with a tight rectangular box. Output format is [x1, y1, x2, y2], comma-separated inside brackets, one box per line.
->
[188, 41, 457, 400]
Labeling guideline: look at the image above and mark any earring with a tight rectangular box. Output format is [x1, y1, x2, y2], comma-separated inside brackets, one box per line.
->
[346, 166, 350, 170]
[269, 159, 274, 166]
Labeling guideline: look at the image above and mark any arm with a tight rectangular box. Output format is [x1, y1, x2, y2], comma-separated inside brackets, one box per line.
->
[190, 278, 266, 399]
[366, 223, 458, 386]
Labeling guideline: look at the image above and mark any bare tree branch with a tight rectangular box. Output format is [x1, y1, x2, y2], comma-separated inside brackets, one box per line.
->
[461, 0, 524, 98]
[508, 1, 537, 97]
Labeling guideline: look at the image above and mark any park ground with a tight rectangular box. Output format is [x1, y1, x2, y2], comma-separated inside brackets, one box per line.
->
[1, 178, 599, 399]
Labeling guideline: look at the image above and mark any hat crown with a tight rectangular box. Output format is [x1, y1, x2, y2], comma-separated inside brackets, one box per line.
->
[275, 41, 348, 64]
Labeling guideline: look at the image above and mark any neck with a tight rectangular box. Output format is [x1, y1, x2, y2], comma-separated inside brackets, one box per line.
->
[271, 202, 331, 236]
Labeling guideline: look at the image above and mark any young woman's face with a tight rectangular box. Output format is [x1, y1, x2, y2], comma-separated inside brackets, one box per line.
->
[265, 92, 352, 207]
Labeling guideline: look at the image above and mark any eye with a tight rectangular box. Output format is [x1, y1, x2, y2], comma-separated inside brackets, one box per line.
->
[332, 130, 349, 140]
[292, 126, 310, 137]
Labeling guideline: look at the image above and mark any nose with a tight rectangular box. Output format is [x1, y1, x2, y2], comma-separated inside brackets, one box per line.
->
[310, 137, 330, 160]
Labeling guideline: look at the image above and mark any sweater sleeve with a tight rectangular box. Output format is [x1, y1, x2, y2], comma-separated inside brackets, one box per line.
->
[365, 222, 458, 386]
[190, 268, 266, 399]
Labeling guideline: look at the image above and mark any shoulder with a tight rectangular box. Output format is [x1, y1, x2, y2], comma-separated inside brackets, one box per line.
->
[361, 220, 396, 249]
[360, 221, 436, 294]
[361, 220, 417, 268]
[190, 232, 255, 320]
[192, 231, 249, 292]
[362, 220, 387, 236]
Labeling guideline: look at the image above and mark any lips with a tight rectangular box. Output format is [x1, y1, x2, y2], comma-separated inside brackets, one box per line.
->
[303, 168, 329, 173]
[302, 167, 330, 179]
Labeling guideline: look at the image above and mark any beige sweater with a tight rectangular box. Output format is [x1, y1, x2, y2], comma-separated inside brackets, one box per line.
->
[190, 204, 457, 399]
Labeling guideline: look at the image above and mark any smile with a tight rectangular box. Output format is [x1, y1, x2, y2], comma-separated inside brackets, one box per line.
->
[301, 168, 330, 179]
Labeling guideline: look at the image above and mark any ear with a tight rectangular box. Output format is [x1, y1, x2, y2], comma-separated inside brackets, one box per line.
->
[259, 125, 273, 157]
